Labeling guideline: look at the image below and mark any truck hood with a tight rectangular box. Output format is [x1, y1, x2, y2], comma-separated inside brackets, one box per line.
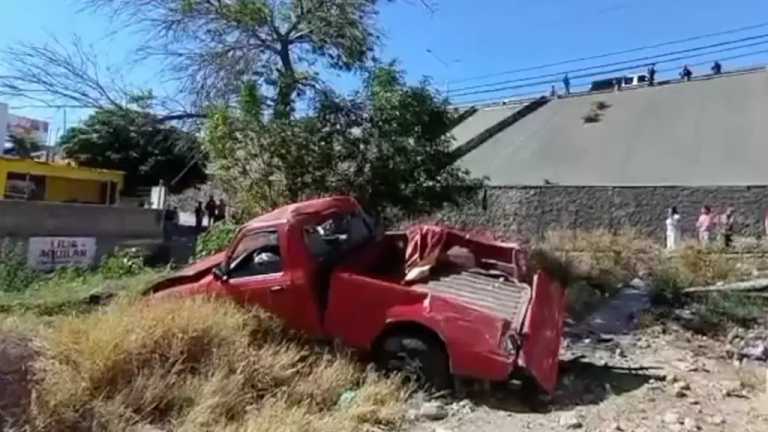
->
[143, 251, 226, 295]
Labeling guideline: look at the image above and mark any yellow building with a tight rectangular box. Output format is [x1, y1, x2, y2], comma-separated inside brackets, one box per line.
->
[0, 157, 124, 205]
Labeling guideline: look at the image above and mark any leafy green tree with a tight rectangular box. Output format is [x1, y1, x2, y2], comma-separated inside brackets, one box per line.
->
[59, 108, 206, 194]
[8, 132, 42, 158]
[205, 65, 483, 222]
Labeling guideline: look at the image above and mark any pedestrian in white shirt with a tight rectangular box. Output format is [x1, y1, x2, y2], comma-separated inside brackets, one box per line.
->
[666, 206, 682, 251]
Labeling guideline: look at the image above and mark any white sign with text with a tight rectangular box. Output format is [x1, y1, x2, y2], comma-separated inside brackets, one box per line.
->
[27, 237, 97, 271]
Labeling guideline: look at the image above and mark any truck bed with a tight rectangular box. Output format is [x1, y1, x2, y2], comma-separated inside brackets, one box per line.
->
[422, 270, 532, 323]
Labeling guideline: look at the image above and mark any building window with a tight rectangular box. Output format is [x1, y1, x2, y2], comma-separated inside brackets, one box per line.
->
[4, 172, 46, 200]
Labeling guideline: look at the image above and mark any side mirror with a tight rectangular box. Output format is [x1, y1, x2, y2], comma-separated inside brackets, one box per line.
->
[212, 265, 228, 282]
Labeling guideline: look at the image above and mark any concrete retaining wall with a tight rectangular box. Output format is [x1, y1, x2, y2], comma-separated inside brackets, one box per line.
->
[0, 200, 164, 266]
[429, 186, 768, 241]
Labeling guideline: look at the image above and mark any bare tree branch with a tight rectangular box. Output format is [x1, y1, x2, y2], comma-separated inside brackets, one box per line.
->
[0, 35, 125, 110]
[0, 34, 205, 125]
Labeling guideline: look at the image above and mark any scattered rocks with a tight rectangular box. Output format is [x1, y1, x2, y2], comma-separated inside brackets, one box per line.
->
[603, 421, 623, 431]
[419, 401, 449, 421]
[447, 399, 474, 417]
[740, 341, 768, 362]
[663, 411, 681, 425]
[706, 415, 726, 425]
[683, 417, 699, 431]
[720, 380, 745, 398]
[672, 380, 691, 397]
[665, 373, 680, 384]
[559, 413, 584, 429]
[727, 328, 768, 362]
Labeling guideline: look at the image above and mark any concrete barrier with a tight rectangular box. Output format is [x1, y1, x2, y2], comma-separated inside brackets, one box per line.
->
[0, 200, 164, 268]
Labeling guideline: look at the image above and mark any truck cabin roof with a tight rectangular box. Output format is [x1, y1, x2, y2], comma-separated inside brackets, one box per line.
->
[242, 196, 362, 229]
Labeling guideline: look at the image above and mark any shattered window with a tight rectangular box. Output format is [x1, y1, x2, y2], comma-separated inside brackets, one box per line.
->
[303, 211, 374, 260]
[228, 230, 283, 278]
[231, 231, 279, 264]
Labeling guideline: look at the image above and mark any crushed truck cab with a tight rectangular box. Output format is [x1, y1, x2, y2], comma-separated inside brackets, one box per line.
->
[147, 196, 566, 393]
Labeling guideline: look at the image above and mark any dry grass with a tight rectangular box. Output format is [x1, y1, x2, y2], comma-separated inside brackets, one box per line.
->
[27, 298, 408, 432]
[541, 228, 661, 294]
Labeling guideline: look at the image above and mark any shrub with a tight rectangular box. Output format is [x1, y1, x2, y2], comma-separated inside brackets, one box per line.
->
[0, 239, 39, 293]
[542, 229, 661, 296]
[195, 222, 239, 259]
[99, 248, 146, 279]
[684, 293, 768, 335]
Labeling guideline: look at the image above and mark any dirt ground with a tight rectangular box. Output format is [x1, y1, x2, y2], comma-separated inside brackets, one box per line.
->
[410, 286, 768, 432]
[0, 331, 36, 430]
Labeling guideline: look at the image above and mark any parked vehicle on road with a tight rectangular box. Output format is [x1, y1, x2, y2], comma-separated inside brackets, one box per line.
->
[146, 196, 567, 393]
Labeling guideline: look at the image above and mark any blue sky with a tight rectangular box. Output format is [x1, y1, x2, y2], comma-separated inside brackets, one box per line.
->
[1, 0, 767, 139]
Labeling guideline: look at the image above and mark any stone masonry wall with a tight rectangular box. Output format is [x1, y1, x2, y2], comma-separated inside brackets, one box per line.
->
[430, 186, 768, 241]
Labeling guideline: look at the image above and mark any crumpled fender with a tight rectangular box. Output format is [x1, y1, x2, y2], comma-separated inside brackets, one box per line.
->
[142, 251, 226, 295]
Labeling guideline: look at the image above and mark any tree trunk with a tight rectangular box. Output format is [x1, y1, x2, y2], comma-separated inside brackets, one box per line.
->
[274, 41, 297, 120]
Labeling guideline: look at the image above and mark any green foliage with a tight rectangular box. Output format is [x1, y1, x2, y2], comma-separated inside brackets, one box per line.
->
[8, 132, 42, 158]
[0, 239, 40, 293]
[99, 248, 146, 279]
[205, 65, 483, 222]
[195, 223, 239, 259]
[650, 246, 744, 305]
[691, 293, 768, 331]
[58, 107, 206, 193]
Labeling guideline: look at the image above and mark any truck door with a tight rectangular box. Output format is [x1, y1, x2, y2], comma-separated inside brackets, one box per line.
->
[518, 271, 567, 394]
[220, 229, 292, 317]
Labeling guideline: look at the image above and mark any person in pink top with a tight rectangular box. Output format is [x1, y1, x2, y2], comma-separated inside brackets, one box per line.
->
[696, 206, 716, 246]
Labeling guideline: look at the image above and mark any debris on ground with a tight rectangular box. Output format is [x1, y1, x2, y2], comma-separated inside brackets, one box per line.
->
[559, 412, 584, 429]
[418, 401, 449, 421]
[409, 276, 768, 432]
[683, 277, 768, 294]
[728, 328, 768, 362]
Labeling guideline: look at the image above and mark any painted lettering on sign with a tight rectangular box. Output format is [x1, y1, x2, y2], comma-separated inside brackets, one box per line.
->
[27, 237, 97, 271]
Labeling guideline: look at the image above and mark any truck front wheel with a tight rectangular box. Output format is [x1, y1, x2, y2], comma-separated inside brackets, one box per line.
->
[375, 333, 451, 390]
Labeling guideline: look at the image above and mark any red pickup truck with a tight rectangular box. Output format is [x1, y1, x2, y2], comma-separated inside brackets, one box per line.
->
[147, 196, 566, 393]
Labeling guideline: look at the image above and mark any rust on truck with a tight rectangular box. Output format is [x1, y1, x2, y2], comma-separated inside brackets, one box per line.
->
[147, 196, 567, 393]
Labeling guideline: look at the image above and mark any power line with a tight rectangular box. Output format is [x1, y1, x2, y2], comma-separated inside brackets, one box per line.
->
[449, 21, 768, 85]
[453, 49, 768, 106]
[448, 33, 768, 96]
[448, 38, 768, 99]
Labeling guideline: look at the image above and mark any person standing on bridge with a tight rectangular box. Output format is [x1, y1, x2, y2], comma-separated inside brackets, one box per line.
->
[680, 65, 693, 82]
[666, 206, 682, 251]
[711, 61, 723, 75]
[647, 64, 657, 86]
[563, 74, 571, 95]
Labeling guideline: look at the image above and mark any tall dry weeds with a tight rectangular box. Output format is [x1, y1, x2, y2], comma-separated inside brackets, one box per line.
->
[29, 298, 408, 432]
[541, 228, 662, 294]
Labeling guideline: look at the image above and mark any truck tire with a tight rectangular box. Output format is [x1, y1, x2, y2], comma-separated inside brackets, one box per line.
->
[375, 333, 451, 390]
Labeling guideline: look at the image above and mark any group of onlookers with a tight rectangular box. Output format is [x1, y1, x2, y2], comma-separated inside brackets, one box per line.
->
[665, 205, 737, 250]
[194, 196, 227, 231]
